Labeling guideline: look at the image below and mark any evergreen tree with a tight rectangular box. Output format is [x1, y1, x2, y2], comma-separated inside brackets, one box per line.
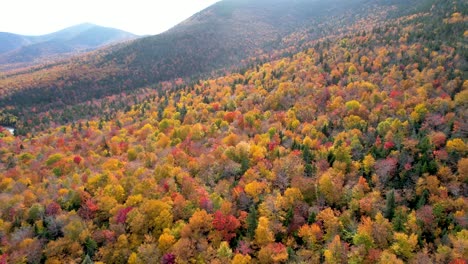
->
[416, 189, 430, 209]
[246, 205, 258, 239]
[384, 190, 396, 220]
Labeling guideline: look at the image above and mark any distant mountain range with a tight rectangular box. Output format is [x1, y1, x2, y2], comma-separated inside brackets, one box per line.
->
[0, 23, 137, 68]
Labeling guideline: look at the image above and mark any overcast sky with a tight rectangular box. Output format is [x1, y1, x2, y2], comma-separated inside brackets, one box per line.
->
[1, 0, 221, 36]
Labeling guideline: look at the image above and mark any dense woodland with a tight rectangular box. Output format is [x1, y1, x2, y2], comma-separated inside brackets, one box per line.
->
[0, 0, 467, 263]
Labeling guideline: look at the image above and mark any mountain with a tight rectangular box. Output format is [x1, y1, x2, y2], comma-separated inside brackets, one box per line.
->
[0, 23, 137, 68]
[0, 0, 461, 135]
[0, 32, 32, 54]
[100, 0, 397, 85]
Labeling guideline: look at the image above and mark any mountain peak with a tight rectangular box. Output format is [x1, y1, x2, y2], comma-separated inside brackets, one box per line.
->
[59, 22, 97, 32]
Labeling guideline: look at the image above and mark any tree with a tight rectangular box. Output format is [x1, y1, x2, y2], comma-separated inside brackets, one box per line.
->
[217, 241, 233, 260]
[302, 146, 314, 176]
[391, 232, 418, 260]
[298, 223, 322, 247]
[317, 208, 342, 241]
[258, 243, 288, 264]
[232, 254, 252, 264]
[449, 230, 468, 261]
[363, 154, 376, 176]
[158, 230, 176, 253]
[246, 205, 258, 239]
[378, 250, 404, 264]
[384, 190, 395, 220]
[127, 200, 173, 238]
[255, 217, 275, 247]
[184, 209, 213, 239]
[372, 213, 393, 249]
[324, 235, 347, 264]
[212, 210, 241, 242]
[374, 157, 398, 184]
[245, 181, 267, 202]
[318, 169, 344, 206]
[353, 217, 375, 251]
[457, 158, 468, 183]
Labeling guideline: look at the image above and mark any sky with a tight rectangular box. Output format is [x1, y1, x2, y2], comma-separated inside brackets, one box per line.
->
[0, 0, 221, 36]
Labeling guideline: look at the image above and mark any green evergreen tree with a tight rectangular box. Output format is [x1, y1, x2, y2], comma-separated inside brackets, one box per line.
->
[384, 190, 396, 220]
[416, 189, 430, 209]
[246, 205, 258, 239]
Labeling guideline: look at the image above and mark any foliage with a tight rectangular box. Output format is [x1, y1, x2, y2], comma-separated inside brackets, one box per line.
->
[0, 0, 466, 263]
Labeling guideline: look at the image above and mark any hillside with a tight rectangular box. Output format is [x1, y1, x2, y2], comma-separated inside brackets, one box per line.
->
[0, 0, 415, 135]
[0, 33, 32, 54]
[0, 23, 137, 69]
[0, 0, 466, 263]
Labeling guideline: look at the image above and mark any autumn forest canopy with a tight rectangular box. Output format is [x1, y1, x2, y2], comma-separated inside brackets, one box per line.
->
[0, 0, 467, 263]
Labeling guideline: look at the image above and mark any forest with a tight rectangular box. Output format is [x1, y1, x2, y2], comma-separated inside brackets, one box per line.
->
[0, 0, 467, 263]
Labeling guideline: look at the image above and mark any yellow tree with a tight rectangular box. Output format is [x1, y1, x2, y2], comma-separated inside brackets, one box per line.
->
[324, 235, 347, 264]
[318, 169, 344, 206]
[127, 199, 173, 238]
[298, 223, 322, 247]
[391, 232, 418, 260]
[255, 217, 275, 247]
[317, 208, 342, 241]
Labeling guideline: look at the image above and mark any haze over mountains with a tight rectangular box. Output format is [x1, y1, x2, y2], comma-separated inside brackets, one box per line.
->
[0, 23, 137, 69]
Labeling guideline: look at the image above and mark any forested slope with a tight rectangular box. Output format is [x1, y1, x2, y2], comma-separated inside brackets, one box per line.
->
[0, 0, 419, 135]
[0, 0, 466, 263]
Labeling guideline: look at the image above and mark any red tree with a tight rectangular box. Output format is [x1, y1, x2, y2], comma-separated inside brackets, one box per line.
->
[213, 210, 241, 242]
